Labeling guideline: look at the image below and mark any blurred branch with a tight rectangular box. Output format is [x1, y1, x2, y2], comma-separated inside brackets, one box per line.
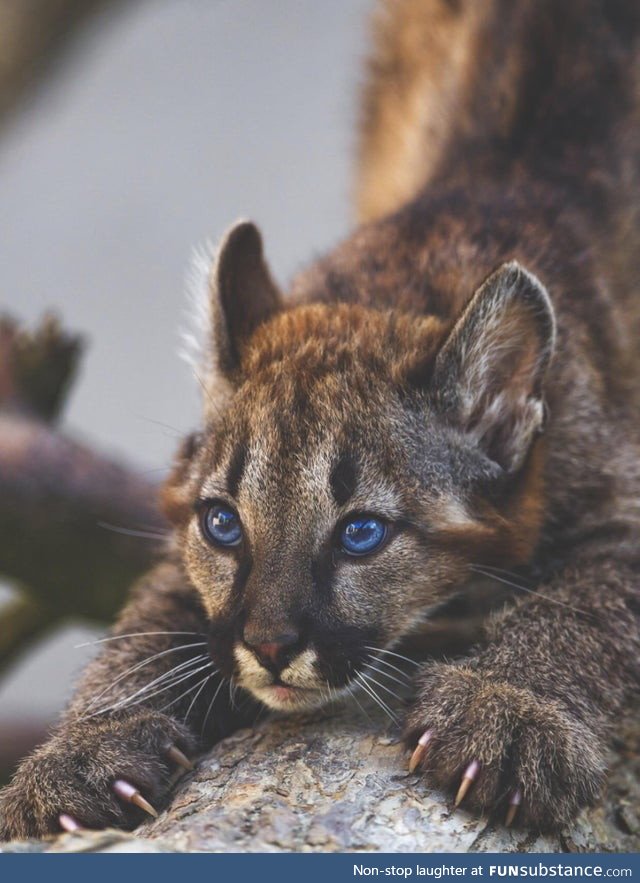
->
[0, 314, 166, 676]
[0, 0, 122, 128]
[0, 595, 55, 679]
[0, 314, 83, 422]
[0, 720, 50, 786]
[0, 414, 165, 621]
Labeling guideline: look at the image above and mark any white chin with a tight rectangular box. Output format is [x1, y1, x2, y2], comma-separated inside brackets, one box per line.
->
[250, 684, 329, 711]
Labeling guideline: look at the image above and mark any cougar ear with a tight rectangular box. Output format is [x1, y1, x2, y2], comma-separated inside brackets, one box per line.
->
[210, 220, 282, 379]
[189, 221, 282, 418]
[430, 261, 556, 473]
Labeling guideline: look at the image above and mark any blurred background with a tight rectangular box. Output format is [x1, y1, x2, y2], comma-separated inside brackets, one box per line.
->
[0, 0, 371, 781]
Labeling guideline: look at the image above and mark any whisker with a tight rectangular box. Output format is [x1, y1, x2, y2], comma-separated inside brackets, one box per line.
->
[201, 678, 226, 736]
[140, 466, 172, 476]
[472, 563, 534, 584]
[193, 370, 224, 422]
[357, 675, 399, 723]
[365, 654, 413, 680]
[356, 673, 399, 723]
[75, 632, 206, 648]
[85, 642, 210, 710]
[229, 676, 238, 710]
[81, 655, 207, 718]
[468, 565, 594, 618]
[134, 414, 185, 437]
[364, 646, 420, 668]
[365, 660, 410, 690]
[238, 690, 257, 714]
[183, 671, 214, 724]
[252, 701, 269, 727]
[161, 669, 217, 714]
[361, 670, 405, 704]
[83, 655, 210, 719]
[346, 682, 373, 724]
[104, 659, 215, 716]
[97, 521, 169, 541]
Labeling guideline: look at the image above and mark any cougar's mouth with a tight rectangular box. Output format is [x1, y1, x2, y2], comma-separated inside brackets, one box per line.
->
[250, 682, 330, 711]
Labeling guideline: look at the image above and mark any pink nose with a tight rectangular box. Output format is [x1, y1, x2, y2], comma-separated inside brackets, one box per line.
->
[254, 642, 284, 665]
[243, 631, 299, 671]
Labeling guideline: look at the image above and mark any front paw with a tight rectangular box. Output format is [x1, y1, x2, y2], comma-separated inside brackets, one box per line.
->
[0, 710, 195, 841]
[404, 663, 606, 830]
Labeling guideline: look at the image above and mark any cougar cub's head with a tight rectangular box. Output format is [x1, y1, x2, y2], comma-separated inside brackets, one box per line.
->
[164, 221, 555, 712]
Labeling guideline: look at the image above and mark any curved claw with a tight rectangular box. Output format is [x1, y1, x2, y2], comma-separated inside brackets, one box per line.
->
[505, 787, 522, 827]
[408, 729, 433, 772]
[454, 759, 480, 807]
[58, 813, 83, 833]
[112, 778, 158, 818]
[165, 744, 194, 771]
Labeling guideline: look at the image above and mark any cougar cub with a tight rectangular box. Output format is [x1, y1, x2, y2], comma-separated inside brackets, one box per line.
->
[2, 0, 639, 839]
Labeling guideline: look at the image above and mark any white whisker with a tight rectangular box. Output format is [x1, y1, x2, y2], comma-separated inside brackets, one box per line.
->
[75, 632, 206, 648]
[468, 564, 593, 618]
[85, 642, 210, 710]
[346, 682, 373, 724]
[365, 660, 410, 690]
[201, 678, 226, 736]
[161, 669, 216, 714]
[229, 676, 238, 710]
[97, 521, 169, 541]
[105, 659, 215, 716]
[472, 563, 534, 583]
[356, 672, 399, 723]
[81, 656, 203, 718]
[184, 671, 215, 723]
[361, 670, 405, 704]
[366, 653, 413, 680]
[364, 646, 420, 668]
[82, 654, 210, 719]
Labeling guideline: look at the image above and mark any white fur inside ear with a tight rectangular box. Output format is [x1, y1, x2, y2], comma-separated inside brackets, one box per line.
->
[180, 242, 233, 419]
[470, 391, 545, 472]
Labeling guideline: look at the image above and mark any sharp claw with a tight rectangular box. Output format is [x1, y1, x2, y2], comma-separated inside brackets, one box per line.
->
[454, 759, 480, 807]
[409, 729, 433, 772]
[112, 778, 159, 819]
[58, 813, 83, 832]
[165, 744, 194, 771]
[505, 787, 522, 827]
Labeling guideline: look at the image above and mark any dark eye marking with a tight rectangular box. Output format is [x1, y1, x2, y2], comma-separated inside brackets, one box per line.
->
[226, 444, 247, 498]
[330, 453, 358, 507]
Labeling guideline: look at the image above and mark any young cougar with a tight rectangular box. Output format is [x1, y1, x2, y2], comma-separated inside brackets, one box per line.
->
[1, 0, 639, 839]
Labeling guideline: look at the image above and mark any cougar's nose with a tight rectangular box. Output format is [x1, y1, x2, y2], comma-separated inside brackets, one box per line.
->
[242, 629, 300, 672]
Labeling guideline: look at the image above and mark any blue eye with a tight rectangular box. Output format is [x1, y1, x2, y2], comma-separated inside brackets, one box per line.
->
[340, 516, 387, 556]
[201, 503, 242, 547]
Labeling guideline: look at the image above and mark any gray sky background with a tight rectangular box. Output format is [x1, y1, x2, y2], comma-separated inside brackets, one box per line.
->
[0, 0, 371, 722]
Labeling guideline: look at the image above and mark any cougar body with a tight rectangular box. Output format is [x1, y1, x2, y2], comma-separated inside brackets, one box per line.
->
[2, 0, 639, 839]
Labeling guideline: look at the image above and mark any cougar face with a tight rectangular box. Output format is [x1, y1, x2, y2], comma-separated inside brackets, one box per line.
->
[164, 222, 555, 712]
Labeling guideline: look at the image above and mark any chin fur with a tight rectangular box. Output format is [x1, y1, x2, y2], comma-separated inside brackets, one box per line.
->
[250, 685, 333, 712]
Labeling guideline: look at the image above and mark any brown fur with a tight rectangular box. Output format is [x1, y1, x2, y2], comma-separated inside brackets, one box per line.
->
[2, 0, 640, 840]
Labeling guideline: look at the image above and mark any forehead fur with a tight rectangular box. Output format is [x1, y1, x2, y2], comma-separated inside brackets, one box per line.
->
[241, 302, 447, 381]
[194, 302, 448, 474]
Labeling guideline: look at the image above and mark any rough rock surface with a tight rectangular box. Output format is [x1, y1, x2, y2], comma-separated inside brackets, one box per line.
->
[2, 704, 638, 853]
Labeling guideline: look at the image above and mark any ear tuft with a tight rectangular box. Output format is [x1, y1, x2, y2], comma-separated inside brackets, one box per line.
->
[431, 261, 556, 472]
[186, 220, 282, 420]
